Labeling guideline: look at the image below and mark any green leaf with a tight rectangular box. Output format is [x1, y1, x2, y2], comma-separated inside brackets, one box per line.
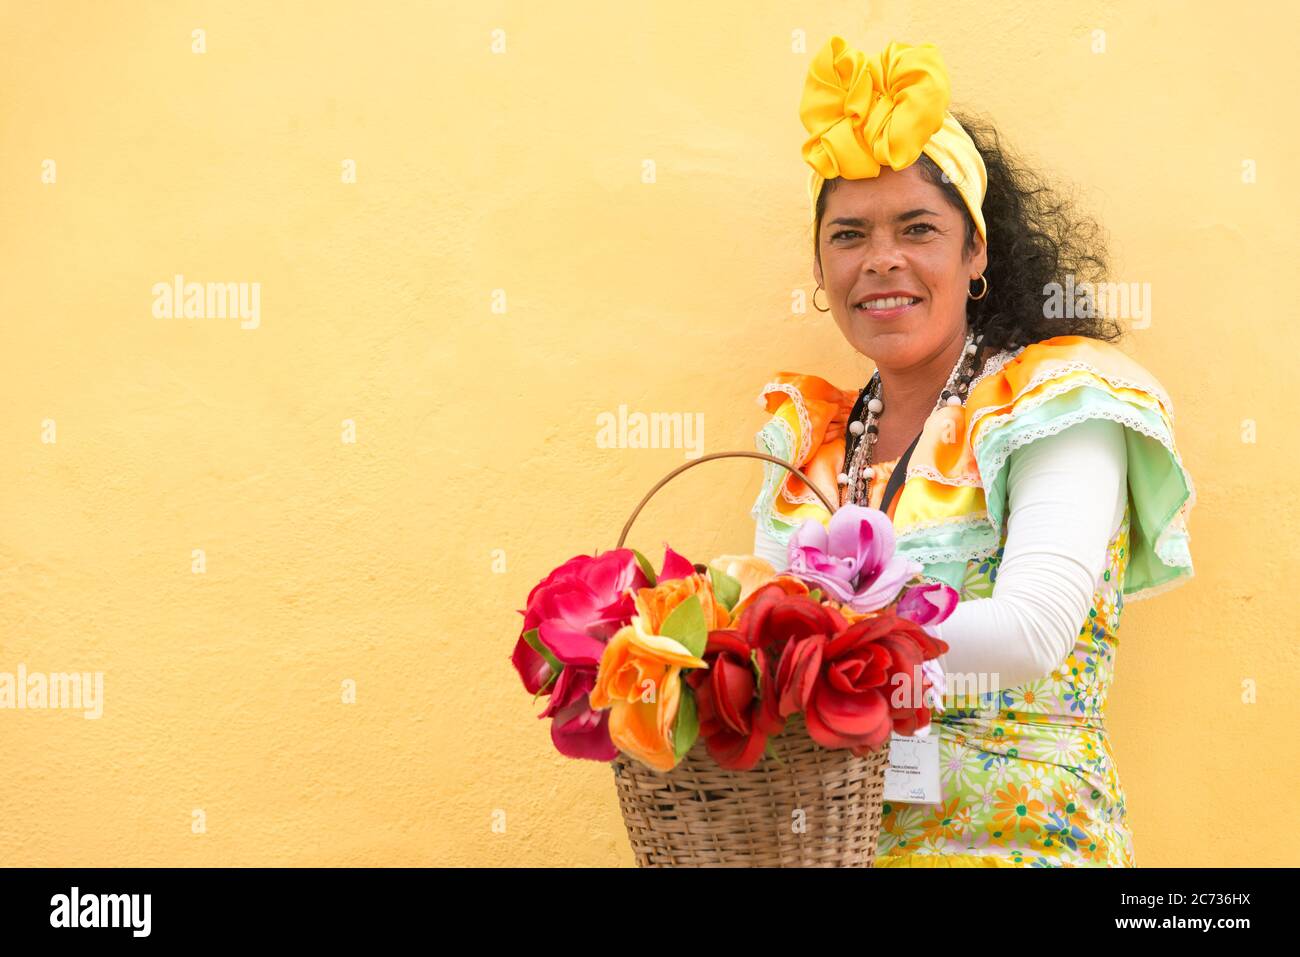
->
[630, 548, 657, 587]
[659, 594, 707, 658]
[764, 737, 786, 768]
[707, 565, 742, 612]
[522, 627, 563, 675]
[807, 587, 822, 603]
[523, 628, 564, 706]
[531, 669, 558, 706]
[672, 686, 700, 761]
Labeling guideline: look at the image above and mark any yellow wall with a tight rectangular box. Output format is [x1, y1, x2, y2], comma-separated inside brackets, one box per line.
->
[1, 1, 1294, 866]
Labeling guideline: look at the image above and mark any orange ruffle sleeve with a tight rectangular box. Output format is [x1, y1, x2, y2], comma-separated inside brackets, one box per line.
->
[752, 372, 858, 532]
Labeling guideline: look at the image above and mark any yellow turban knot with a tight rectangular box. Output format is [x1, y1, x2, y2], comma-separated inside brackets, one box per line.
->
[799, 37, 988, 243]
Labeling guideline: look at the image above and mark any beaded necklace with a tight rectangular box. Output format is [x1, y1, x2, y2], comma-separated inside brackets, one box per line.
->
[838, 331, 988, 509]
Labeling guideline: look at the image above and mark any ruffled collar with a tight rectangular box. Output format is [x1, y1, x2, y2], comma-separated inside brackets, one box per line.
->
[753, 335, 1195, 600]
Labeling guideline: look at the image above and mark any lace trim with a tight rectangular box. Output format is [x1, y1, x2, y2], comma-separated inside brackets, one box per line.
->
[979, 370, 1169, 439]
[890, 349, 1017, 491]
[758, 382, 837, 508]
[784, 487, 831, 507]
[1150, 504, 1194, 573]
[1123, 568, 1196, 603]
[753, 505, 786, 543]
[898, 509, 992, 534]
[766, 416, 823, 508]
[752, 418, 834, 541]
[967, 359, 1177, 447]
[977, 406, 1196, 587]
[905, 489, 1137, 574]
[908, 463, 984, 487]
[895, 511, 1001, 566]
[966, 346, 1022, 395]
[758, 382, 814, 469]
[752, 417, 789, 539]
[904, 347, 1017, 490]
[978, 403, 1197, 519]
[897, 540, 1000, 567]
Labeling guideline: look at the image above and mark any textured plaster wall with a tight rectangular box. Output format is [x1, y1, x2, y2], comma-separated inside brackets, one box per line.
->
[0, 0, 1295, 866]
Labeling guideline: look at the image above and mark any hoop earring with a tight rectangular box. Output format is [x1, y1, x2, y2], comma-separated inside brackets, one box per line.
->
[812, 284, 830, 313]
[968, 274, 989, 301]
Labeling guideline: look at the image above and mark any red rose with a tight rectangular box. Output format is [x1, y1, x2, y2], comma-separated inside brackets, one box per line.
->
[733, 582, 848, 653]
[776, 612, 948, 755]
[686, 629, 784, 771]
[680, 584, 843, 771]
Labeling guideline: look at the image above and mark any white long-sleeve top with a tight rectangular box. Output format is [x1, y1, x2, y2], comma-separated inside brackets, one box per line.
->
[752, 417, 1129, 691]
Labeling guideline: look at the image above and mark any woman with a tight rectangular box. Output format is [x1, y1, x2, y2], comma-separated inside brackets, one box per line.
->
[750, 37, 1195, 867]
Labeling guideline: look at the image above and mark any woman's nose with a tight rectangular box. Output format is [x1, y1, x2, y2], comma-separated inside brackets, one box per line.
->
[862, 241, 906, 273]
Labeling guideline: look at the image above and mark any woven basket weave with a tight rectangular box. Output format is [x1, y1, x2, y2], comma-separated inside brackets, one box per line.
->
[610, 451, 890, 867]
[612, 713, 889, 867]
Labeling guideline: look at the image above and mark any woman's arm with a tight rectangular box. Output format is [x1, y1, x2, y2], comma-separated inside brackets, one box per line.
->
[933, 416, 1128, 691]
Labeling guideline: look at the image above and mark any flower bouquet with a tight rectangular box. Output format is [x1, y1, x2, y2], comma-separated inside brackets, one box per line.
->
[509, 451, 957, 866]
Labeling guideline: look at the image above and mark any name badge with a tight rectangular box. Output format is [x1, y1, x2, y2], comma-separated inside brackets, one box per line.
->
[883, 729, 941, 804]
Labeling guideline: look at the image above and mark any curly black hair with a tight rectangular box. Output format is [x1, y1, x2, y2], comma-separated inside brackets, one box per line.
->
[813, 110, 1124, 354]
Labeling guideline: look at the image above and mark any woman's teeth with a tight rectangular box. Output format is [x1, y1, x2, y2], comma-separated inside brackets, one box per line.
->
[857, 297, 919, 310]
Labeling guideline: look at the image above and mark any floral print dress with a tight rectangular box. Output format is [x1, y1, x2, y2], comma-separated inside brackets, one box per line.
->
[875, 500, 1136, 868]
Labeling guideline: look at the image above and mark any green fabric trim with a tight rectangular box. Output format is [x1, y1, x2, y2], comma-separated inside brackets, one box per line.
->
[975, 386, 1194, 599]
[895, 517, 999, 569]
[918, 561, 968, 593]
[751, 418, 799, 542]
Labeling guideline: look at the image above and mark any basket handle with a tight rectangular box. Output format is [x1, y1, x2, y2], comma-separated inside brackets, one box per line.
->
[615, 451, 839, 549]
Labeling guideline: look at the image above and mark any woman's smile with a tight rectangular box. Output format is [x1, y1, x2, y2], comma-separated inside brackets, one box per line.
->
[853, 293, 925, 321]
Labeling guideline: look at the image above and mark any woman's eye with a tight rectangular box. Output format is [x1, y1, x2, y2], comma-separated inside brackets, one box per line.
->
[831, 224, 934, 241]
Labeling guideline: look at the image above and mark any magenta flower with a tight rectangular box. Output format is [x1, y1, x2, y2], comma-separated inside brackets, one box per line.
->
[510, 544, 693, 761]
[788, 504, 922, 613]
[897, 581, 959, 629]
[897, 581, 959, 719]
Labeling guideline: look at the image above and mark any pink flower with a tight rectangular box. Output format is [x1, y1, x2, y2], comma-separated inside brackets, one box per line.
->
[896, 581, 958, 718]
[510, 544, 693, 761]
[896, 581, 960, 632]
[788, 504, 922, 613]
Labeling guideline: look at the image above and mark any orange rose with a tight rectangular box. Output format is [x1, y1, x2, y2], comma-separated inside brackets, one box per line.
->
[632, 573, 732, 633]
[824, 598, 887, 625]
[708, 554, 779, 607]
[589, 618, 709, 771]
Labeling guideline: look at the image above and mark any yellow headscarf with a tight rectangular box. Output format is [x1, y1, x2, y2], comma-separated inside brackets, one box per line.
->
[800, 37, 987, 242]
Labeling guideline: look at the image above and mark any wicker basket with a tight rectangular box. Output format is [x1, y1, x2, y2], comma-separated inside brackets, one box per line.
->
[612, 713, 889, 867]
[610, 451, 891, 867]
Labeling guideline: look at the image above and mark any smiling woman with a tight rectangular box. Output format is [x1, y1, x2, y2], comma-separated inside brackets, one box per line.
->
[814, 114, 1119, 356]
[830, 203, 955, 321]
[750, 36, 1196, 867]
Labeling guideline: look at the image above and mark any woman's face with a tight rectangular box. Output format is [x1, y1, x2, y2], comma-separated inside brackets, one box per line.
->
[813, 164, 987, 369]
